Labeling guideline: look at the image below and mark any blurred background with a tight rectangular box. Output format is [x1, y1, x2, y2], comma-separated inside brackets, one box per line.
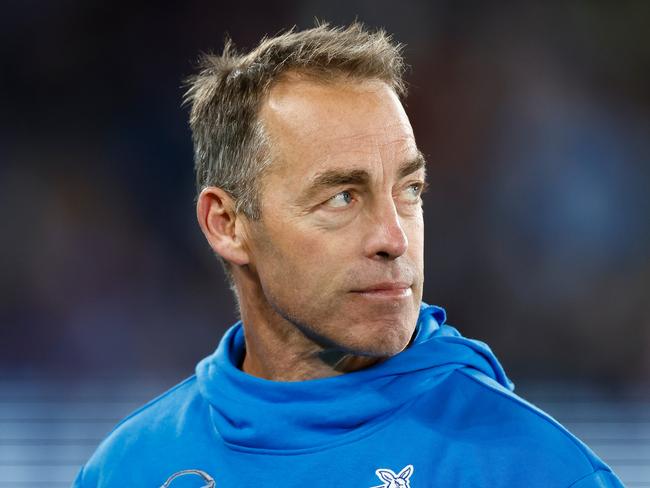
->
[1, 1, 649, 486]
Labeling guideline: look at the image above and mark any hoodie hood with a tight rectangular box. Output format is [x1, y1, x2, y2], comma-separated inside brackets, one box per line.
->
[196, 303, 513, 452]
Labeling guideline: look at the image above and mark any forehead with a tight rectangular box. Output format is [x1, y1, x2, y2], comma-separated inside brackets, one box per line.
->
[259, 77, 417, 177]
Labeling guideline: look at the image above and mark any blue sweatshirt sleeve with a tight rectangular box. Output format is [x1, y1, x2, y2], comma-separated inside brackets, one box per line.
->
[568, 469, 625, 487]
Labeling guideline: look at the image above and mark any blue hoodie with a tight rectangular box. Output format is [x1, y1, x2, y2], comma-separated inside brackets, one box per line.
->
[74, 304, 623, 487]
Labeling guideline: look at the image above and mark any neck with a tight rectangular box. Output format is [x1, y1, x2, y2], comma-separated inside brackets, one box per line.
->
[234, 273, 383, 382]
[242, 338, 383, 382]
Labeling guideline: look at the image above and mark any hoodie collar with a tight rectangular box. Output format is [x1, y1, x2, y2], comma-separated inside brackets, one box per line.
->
[196, 303, 512, 452]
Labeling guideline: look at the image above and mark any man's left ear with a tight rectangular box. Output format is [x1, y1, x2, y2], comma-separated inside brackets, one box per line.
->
[196, 187, 251, 266]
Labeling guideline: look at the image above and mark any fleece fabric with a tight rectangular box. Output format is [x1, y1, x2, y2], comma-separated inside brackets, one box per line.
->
[74, 303, 623, 487]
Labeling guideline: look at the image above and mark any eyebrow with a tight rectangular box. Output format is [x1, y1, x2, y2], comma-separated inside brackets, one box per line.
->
[299, 151, 427, 204]
[397, 151, 427, 180]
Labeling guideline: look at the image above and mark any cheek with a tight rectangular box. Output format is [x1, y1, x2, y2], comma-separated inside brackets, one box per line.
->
[256, 230, 348, 320]
[404, 213, 424, 253]
[255, 224, 336, 286]
[294, 241, 351, 293]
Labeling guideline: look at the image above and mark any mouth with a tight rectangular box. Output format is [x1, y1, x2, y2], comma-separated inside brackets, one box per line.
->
[351, 282, 413, 298]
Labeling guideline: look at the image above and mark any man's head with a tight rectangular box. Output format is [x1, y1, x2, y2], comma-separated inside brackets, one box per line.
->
[188, 23, 426, 365]
[186, 22, 406, 221]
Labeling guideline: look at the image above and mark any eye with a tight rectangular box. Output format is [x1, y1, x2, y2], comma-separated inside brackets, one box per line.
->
[403, 182, 426, 201]
[325, 190, 354, 208]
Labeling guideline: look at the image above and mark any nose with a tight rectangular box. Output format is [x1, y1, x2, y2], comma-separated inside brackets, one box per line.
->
[363, 200, 409, 260]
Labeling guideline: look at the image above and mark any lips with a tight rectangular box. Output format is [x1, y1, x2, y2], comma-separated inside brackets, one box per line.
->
[351, 282, 412, 297]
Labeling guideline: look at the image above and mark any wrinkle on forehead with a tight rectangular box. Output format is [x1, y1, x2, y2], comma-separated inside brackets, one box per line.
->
[313, 133, 417, 166]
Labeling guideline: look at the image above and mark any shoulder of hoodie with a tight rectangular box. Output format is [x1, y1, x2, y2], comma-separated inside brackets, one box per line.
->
[77, 375, 204, 481]
[449, 367, 619, 483]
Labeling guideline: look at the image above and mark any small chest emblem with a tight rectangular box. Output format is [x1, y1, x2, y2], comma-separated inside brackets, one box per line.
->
[160, 469, 216, 488]
[371, 464, 414, 488]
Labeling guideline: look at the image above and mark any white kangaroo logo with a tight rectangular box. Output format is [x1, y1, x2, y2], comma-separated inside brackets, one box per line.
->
[372, 464, 414, 488]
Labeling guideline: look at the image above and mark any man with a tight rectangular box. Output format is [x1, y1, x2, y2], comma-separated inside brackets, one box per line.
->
[74, 23, 623, 487]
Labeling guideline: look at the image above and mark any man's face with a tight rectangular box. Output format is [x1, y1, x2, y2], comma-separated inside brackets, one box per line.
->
[244, 76, 425, 357]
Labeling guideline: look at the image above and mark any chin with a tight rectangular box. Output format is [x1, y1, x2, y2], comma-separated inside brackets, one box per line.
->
[343, 318, 417, 358]
[344, 298, 420, 356]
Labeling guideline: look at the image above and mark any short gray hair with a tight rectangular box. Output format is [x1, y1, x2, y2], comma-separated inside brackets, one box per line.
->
[184, 22, 407, 220]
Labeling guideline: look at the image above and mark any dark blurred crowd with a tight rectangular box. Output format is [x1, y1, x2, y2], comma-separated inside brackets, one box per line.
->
[1, 2, 649, 383]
